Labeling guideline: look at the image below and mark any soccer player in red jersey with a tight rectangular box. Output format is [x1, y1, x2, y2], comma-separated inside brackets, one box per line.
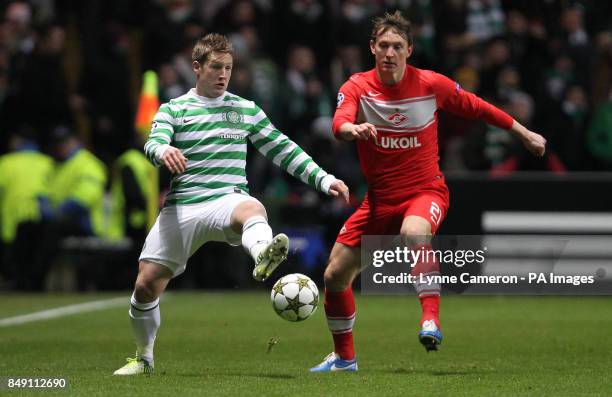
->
[310, 11, 546, 372]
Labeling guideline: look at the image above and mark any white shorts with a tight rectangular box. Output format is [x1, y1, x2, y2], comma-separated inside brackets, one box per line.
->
[139, 193, 260, 277]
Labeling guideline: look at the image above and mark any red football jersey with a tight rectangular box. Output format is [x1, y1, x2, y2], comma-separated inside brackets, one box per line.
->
[333, 65, 513, 205]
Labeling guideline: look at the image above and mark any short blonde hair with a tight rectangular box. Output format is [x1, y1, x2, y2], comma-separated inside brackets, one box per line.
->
[371, 11, 413, 46]
[192, 33, 234, 64]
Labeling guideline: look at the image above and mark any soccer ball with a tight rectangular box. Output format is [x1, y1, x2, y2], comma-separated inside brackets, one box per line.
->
[270, 273, 319, 322]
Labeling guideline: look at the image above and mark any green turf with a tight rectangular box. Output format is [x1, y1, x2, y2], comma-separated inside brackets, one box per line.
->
[0, 292, 611, 396]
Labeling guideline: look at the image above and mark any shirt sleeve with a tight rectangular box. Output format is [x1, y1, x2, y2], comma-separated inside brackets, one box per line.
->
[248, 105, 336, 194]
[144, 102, 177, 166]
[430, 72, 514, 130]
[332, 78, 361, 138]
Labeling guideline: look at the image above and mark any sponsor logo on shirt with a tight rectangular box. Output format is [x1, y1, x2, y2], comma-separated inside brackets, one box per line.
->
[223, 110, 244, 124]
[375, 136, 422, 149]
[217, 133, 246, 140]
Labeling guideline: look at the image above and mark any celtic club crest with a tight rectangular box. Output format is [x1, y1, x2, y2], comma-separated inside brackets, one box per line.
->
[224, 110, 243, 124]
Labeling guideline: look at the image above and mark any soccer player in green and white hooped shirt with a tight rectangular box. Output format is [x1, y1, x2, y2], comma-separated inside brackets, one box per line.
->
[113, 33, 349, 375]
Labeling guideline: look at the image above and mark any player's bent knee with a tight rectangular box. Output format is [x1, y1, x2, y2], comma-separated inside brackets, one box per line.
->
[133, 260, 172, 302]
[324, 261, 352, 291]
[402, 234, 430, 248]
[133, 279, 158, 303]
[244, 200, 266, 213]
[400, 223, 431, 247]
[401, 215, 432, 235]
[233, 200, 267, 220]
[230, 200, 268, 233]
[400, 223, 428, 237]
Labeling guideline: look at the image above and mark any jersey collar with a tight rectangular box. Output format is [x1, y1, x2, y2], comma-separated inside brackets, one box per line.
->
[189, 88, 226, 104]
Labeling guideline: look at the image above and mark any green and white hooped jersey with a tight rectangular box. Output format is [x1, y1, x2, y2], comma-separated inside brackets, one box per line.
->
[145, 89, 336, 206]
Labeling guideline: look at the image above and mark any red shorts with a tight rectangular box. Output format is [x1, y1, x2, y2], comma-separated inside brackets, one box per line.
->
[336, 179, 449, 247]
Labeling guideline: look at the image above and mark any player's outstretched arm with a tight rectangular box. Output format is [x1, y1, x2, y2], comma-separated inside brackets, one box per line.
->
[431, 71, 546, 157]
[248, 105, 349, 200]
[337, 122, 378, 141]
[509, 120, 546, 157]
[251, 128, 350, 200]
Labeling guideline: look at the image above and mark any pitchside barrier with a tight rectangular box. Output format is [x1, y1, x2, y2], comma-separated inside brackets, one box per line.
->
[438, 172, 612, 294]
[45, 237, 134, 291]
[442, 171, 612, 234]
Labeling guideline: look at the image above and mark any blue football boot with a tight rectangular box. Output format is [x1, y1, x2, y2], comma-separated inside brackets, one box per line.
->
[310, 352, 358, 372]
[419, 319, 442, 352]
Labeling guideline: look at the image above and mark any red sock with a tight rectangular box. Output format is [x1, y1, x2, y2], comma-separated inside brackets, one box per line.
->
[324, 288, 356, 360]
[409, 244, 441, 328]
[419, 295, 440, 328]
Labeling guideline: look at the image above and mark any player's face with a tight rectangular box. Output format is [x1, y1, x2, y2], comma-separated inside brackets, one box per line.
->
[193, 51, 233, 98]
[370, 30, 413, 74]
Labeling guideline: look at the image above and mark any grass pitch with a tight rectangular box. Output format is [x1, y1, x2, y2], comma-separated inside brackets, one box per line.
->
[0, 292, 611, 396]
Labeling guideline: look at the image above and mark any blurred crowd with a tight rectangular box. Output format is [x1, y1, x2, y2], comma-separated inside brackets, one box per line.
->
[0, 0, 612, 288]
[2, 0, 612, 177]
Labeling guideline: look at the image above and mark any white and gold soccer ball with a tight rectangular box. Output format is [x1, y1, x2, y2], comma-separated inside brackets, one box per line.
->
[270, 273, 319, 322]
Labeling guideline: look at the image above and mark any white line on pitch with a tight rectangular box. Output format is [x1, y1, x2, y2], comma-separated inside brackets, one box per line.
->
[0, 296, 127, 327]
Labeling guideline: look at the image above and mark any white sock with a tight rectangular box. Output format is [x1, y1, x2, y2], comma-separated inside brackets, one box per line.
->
[241, 216, 272, 262]
[129, 292, 160, 363]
